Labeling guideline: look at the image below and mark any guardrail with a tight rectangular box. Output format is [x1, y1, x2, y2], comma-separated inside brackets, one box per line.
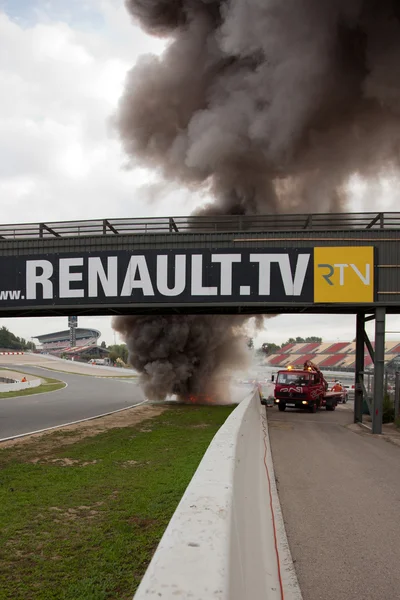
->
[0, 212, 399, 240]
[133, 391, 302, 600]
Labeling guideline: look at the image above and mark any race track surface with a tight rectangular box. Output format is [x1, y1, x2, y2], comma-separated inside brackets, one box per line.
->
[268, 404, 400, 600]
[0, 363, 145, 439]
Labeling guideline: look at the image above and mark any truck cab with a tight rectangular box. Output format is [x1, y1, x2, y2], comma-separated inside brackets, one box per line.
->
[274, 364, 337, 413]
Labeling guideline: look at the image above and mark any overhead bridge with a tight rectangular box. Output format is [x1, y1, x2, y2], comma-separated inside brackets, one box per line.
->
[0, 211, 398, 318]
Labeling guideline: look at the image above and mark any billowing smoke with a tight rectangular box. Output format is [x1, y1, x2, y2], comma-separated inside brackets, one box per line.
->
[113, 314, 262, 402]
[114, 0, 400, 400]
[117, 0, 400, 214]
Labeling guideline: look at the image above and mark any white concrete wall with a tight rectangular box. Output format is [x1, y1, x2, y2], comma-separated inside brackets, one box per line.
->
[133, 391, 302, 600]
[0, 378, 41, 392]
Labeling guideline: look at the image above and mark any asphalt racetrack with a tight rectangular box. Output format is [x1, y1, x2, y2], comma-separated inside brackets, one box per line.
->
[0, 356, 251, 440]
[0, 363, 146, 440]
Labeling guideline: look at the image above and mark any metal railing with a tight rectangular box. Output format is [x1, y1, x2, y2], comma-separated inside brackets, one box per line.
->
[0, 212, 399, 240]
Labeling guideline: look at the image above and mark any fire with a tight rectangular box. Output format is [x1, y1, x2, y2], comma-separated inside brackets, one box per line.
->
[186, 394, 217, 405]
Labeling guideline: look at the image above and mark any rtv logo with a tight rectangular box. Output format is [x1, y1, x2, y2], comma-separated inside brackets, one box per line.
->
[317, 263, 370, 286]
[314, 247, 374, 303]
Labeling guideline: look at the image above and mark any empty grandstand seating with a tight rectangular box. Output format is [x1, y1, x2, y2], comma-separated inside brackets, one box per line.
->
[318, 354, 347, 368]
[297, 342, 321, 354]
[324, 342, 349, 354]
[279, 343, 296, 353]
[266, 340, 400, 370]
[268, 354, 289, 366]
[290, 353, 317, 367]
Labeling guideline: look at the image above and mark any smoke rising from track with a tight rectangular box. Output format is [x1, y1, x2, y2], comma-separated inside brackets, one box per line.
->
[113, 314, 262, 401]
[114, 0, 400, 401]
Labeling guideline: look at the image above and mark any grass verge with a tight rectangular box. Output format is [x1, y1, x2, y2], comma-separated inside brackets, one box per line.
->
[0, 373, 65, 399]
[0, 404, 235, 600]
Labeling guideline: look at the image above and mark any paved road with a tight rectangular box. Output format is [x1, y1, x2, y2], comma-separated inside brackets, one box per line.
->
[268, 404, 400, 600]
[0, 364, 145, 439]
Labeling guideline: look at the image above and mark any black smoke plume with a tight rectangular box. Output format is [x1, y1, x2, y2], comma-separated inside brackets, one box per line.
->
[113, 315, 261, 402]
[114, 0, 400, 401]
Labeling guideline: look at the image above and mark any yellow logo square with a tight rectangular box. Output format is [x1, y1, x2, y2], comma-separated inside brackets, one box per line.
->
[314, 247, 375, 303]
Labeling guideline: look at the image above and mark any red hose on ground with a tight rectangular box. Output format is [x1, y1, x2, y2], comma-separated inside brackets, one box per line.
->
[262, 414, 285, 600]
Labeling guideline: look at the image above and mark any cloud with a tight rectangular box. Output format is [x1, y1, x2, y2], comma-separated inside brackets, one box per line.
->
[0, 2, 181, 224]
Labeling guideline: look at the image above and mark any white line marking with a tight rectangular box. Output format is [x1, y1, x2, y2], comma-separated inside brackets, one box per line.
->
[0, 400, 148, 443]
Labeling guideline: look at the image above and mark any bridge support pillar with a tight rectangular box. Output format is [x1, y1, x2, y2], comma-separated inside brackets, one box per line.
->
[372, 307, 386, 435]
[354, 313, 365, 424]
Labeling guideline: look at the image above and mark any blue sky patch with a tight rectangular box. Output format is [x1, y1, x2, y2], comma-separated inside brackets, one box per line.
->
[1, 0, 104, 30]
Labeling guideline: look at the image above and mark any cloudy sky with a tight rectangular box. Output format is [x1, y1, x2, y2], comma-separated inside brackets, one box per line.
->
[0, 0, 399, 348]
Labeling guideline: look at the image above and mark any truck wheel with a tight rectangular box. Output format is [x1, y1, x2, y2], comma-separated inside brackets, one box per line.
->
[278, 403, 286, 412]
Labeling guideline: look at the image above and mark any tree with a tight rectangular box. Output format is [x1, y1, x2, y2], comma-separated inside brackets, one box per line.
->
[282, 336, 322, 347]
[259, 342, 280, 355]
[0, 326, 35, 351]
[100, 341, 107, 348]
[108, 344, 128, 364]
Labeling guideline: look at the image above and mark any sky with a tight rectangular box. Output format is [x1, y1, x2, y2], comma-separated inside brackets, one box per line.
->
[0, 0, 399, 348]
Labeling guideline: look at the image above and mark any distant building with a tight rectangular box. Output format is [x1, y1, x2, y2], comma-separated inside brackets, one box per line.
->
[34, 328, 107, 360]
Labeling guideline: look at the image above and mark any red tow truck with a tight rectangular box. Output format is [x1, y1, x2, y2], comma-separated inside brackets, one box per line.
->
[273, 361, 341, 413]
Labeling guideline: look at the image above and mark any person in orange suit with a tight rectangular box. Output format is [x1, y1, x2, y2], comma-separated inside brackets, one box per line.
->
[332, 381, 343, 393]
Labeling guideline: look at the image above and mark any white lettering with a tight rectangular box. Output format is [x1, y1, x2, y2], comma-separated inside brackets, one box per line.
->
[250, 254, 310, 296]
[191, 255, 217, 296]
[59, 258, 84, 298]
[334, 264, 349, 286]
[211, 254, 241, 295]
[350, 263, 370, 285]
[88, 257, 118, 297]
[121, 256, 154, 297]
[156, 255, 186, 297]
[292, 255, 311, 295]
[26, 260, 53, 300]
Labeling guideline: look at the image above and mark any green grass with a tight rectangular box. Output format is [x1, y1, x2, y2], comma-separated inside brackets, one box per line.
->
[0, 373, 65, 399]
[0, 404, 235, 600]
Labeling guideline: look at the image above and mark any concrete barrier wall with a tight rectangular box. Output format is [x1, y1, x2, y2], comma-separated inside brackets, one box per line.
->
[133, 391, 301, 600]
[0, 378, 41, 392]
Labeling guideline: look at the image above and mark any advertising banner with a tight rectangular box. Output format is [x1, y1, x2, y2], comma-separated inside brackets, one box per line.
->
[0, 247, 375, 307]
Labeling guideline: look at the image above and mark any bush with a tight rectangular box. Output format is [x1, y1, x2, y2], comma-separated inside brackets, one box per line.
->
[383, 393, 395, 424]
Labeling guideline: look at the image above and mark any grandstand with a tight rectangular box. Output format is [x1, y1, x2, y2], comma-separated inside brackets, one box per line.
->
[265, 341, 400, 371]
[34, 328, 103, 358]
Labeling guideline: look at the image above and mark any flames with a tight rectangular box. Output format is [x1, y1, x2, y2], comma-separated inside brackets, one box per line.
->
[185, 394, 217, 405]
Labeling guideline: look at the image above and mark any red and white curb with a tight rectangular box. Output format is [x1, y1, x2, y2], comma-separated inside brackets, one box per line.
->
[0, 352, 24, 355]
